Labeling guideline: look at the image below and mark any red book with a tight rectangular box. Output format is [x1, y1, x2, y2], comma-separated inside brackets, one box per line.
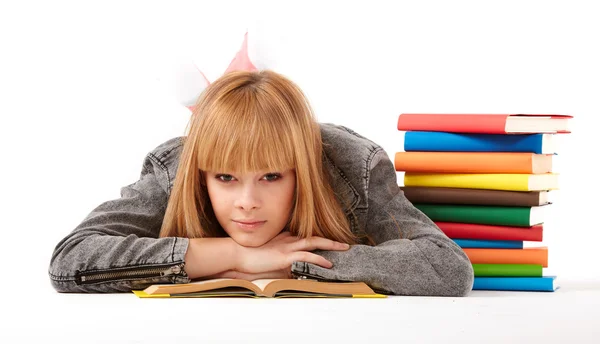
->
[397, 113, 572, 134]
[436, 222, 543, 241]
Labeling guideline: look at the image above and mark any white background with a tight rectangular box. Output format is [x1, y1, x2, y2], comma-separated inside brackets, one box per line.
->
[1, 0, 598, 342]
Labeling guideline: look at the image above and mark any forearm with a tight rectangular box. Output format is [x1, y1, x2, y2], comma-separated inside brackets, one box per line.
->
[51, 235, 240, 291]
[291, 237, 474, 296]
[184, 237, 238, 279]
[299, 194, 475, 296]
[49, 233, 190, 293]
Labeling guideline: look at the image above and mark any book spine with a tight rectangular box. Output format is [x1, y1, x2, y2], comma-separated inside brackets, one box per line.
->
[404, 173, 531, 191]
[414, 204, 534, 227]
[472, 276, 557, 291]
[462, 247, 548, 267]
[397, 114, 509, 133]
[400, 187, 543, 206]
[404, 131, 544, 153]
[394, 152, 543, 174]
[453, 239, 523, 249]
[472, 264, 543, 277]
[436, 222, 544, 241]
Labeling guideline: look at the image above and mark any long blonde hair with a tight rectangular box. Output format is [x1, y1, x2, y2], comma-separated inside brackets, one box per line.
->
[159, 70, 358, 244]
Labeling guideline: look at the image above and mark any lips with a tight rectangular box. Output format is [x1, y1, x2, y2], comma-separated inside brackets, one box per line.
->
[233, 220, 267, 231]
[234, 220, 265, 225]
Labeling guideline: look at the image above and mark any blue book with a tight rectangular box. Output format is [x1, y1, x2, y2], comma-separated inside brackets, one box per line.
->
[453, 239, 523, 249]
[404, 131, 556, 154]
[473, 276, 558, 292]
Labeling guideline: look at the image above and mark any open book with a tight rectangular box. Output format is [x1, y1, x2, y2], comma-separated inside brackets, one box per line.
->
[133, 278, 387, 298]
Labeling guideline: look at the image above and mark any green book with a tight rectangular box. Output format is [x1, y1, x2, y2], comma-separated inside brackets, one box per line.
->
[413, 203, 546, 227]
[473, 264, 543, 277]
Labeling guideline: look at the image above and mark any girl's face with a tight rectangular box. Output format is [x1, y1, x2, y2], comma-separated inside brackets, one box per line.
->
[205, 169, 296, 247]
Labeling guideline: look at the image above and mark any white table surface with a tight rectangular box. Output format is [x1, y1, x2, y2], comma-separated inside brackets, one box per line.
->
[2, 278, 599, 344]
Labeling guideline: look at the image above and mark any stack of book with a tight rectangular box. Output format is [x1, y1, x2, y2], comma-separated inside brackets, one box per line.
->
[395, 113, 572, 292]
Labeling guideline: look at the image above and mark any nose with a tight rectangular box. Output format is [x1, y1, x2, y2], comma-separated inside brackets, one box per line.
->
[233, 184, 261, 211]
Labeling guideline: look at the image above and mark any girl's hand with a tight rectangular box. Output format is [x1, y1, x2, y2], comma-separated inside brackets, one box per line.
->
[208, 268, 291, 281]
[233, 231, 351, 275]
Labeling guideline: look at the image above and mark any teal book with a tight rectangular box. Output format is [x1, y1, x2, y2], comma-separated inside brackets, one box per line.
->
[473, 276, 558, 291]
[403, 131, 556, 154]
[453, 239, 523, 249]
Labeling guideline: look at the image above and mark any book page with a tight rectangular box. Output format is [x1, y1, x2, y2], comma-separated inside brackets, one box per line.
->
[251, 279, 279, 291]
[144, 278, 259, 295]
[252, 279, 277, 291]
[188, 278, 234, 285]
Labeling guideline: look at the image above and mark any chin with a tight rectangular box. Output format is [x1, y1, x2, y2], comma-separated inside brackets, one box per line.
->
[230, 234, 268, 248]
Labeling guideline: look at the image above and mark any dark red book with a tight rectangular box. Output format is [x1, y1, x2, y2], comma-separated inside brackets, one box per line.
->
[436, 221, 543, 241]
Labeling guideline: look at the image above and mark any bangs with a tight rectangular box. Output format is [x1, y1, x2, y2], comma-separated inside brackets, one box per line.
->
[196, 91, 296, 174]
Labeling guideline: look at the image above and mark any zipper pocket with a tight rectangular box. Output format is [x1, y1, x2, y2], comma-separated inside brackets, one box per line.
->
[75, 263, 186, 285]
[292, 270, 339, 283]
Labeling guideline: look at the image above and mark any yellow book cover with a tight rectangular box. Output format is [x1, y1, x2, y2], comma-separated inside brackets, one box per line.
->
[403, 173, 559, 191]
[132, 278, 387, 299]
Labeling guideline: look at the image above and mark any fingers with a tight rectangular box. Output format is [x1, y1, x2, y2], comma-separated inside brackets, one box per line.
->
[288, 251, 333, 269]
[281, 235, 300, 244]
[288, 236, 350, 253]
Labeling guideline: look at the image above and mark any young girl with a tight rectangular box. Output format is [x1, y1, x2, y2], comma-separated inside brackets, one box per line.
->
[48, 70, 474, 296]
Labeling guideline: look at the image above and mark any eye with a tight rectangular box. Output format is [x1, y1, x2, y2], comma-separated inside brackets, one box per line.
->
[263, 173, 282, 182]
[215, 174, 235, 182]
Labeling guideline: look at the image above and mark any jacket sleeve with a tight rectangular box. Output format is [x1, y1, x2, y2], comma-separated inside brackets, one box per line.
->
[291, 148, 474, 296]
[48, 153, 190, 293]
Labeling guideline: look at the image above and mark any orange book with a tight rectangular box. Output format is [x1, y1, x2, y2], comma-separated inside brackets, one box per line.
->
[394, 152, 553, 173]
[462, 247, 548, 267]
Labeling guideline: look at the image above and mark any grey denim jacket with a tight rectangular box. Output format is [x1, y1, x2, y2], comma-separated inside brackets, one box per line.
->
[48, 123, 474, 296]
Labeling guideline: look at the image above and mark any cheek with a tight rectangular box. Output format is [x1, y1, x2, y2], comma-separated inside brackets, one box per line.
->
[277, 181, 296, 213]
[206, 184, 228, 215]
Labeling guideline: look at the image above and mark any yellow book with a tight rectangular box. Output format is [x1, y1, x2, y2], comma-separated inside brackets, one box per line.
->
[132, 278, 387, 299]
[403, 173, 559, 191]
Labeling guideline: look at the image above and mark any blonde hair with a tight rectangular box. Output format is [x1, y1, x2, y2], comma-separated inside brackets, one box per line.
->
[159, 70, 358, 244]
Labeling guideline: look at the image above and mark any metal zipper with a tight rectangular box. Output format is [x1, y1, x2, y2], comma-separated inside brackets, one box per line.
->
[292, 270, 339, 282]
[293, 270, 389, 295]
[75, 263, 186, 285]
